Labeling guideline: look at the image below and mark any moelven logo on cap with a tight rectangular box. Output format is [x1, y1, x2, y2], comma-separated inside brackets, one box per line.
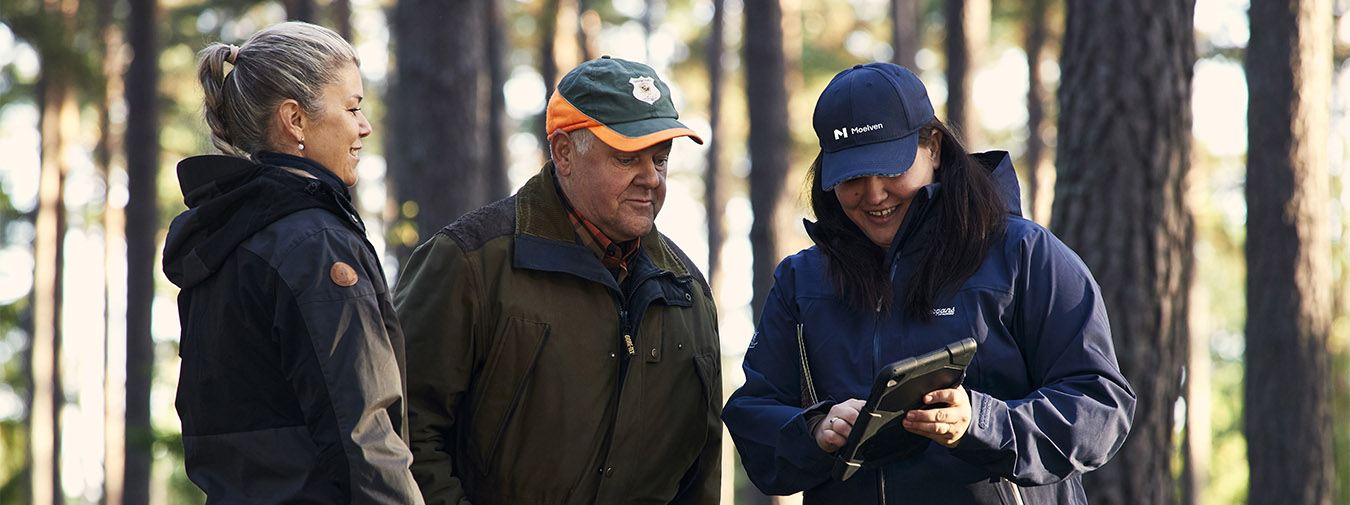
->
[832, 122, 884, 140]
[630, 76, 660, 104]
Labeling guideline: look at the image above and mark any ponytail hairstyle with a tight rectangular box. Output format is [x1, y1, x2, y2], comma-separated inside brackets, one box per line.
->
[809, 118, 1007, 320]
[198, 21, 359, 157]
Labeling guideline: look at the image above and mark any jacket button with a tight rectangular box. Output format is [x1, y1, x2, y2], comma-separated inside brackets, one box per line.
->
[604, 467, 614, 477]
[609, 352, 616, 359]
[650, 348, 658, 359]
[677, 343, 683, 350]
[685, 292, 692, 301]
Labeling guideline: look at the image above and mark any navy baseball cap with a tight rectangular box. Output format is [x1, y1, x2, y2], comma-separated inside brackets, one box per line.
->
[812, 63, 935, 190]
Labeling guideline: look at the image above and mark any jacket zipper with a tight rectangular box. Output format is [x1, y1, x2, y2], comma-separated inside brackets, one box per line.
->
[1005, 480, 1025, 505]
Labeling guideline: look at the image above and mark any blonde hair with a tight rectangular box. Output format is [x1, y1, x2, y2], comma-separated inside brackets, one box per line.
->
[197, 21, 359, 157]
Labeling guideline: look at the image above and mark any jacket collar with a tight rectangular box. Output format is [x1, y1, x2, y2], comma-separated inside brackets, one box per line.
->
[512, 162, 691, 288]
[254, 151, 353, 201]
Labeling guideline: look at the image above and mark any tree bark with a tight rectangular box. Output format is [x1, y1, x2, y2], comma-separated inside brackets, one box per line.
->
[1055, 1, 1195, 504]
[485, 0, 509, 197]
[333, 0, 352, 41]
[705, 0, 726, 293]
[943, 0, 987, 147]
[123, 0, 160, 503]
[283, 0, 315, 22]
[538, 0, 560, 151]
[388, 0, 492, 266]
[1244, 0, 1334, 504]
[1023, 0, 1052, 224]
[743, 0, 790, 323]
[890, 0, 919, 70]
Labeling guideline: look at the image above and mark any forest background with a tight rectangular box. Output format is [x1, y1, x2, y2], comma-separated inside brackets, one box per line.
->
[0, 0, 1348, 504]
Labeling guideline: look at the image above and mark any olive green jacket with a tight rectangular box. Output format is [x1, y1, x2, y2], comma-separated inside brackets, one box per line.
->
[394, 164, 722, 505]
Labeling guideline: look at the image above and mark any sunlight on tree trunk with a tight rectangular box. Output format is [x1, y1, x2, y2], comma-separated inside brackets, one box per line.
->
[1244, 0, 1334, 503]
[1022, 0, 1053, 226]
[33, 71, 72, 505]
[97, 1, 127, 503]
[944, 0, 988, 149]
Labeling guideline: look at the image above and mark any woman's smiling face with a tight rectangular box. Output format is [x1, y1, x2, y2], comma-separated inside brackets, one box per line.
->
[301, 63, 370, 186]
[833, 142, 938, 249]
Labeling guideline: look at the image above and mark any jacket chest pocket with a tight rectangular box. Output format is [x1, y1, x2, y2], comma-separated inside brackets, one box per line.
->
[467, 316, 550, 473]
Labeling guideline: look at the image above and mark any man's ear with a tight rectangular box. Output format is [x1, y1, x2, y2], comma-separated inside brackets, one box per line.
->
[550, 129, 573, 176]
[276, 99, 306, 144]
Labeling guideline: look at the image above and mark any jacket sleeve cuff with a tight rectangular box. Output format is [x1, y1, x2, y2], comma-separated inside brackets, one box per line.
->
[952, 389, 1012, 458]
[777, 401, 836, 472]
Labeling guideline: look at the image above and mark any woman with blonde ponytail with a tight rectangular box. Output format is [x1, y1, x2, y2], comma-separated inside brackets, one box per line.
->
[163, 21, 424, 504]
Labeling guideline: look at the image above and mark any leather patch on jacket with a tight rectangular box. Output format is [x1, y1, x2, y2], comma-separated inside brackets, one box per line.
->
[330, 262, 358, 287]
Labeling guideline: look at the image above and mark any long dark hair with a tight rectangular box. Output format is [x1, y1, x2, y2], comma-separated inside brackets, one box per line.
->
[808, 119, 1007, 320]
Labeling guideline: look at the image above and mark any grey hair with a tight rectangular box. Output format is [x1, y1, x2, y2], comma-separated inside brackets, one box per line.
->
[198, 21, 359, 157]
[568, 128, 596, 155]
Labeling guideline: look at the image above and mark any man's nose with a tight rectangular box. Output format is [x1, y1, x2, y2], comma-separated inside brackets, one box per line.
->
[633, 158, 661, 188]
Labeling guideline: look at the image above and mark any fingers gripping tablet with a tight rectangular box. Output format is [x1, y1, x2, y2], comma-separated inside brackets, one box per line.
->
[832, 338, 978, 481]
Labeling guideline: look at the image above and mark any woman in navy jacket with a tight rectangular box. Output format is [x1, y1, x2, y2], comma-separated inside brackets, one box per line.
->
[722, 63, 1135, 504]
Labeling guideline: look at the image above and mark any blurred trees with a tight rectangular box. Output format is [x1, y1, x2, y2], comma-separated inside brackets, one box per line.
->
[1244, 0, 1335, 503]
[1054, 1, 1196, 504]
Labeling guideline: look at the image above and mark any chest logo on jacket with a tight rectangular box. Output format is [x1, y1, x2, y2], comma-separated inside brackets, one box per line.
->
[330, 262, 359, 287]
[931, 306, 955, 317]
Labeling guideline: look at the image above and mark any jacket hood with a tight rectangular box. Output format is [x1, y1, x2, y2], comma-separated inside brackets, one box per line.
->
[971, 150, 1022, 216]
[162, 153, 361, 289]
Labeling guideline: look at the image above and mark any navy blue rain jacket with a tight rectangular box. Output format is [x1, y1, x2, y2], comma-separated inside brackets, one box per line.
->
[722, 152, 1135, 504]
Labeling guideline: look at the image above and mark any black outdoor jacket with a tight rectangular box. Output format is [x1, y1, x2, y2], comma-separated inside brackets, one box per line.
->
[163, 152, 423, 504]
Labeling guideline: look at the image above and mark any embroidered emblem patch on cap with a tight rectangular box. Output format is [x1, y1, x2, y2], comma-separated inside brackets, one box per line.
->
[330, 262, 358, 287]
[629, 76, 660, 104]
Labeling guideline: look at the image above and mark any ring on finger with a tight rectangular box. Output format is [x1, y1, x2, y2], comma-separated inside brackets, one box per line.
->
[829, 417, 837, 429]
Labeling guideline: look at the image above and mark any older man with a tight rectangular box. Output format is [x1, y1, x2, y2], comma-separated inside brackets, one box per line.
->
[394, 56, 721, 504]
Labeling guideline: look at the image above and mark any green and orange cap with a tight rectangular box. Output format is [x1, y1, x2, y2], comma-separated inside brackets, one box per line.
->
[546, 56, 703, 152]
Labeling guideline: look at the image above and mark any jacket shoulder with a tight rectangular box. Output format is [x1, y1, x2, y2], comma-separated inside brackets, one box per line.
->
[439, 195, 516, 252]
[659, 234, 711, 298]
[243, 209, 384, 299]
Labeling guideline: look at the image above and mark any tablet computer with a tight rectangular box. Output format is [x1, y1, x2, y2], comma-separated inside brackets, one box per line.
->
[832, 337, 978, 481]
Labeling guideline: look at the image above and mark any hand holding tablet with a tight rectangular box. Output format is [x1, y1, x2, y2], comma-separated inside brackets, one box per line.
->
[831, 338, 978, 481]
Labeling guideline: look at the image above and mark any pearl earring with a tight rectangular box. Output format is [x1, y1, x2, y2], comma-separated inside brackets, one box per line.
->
[298, 142, 305, 151]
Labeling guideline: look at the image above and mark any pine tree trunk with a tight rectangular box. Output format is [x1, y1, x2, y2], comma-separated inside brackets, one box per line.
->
[538, 0, 560, 151]
[123, 0, 160, 503]
[283, 0, 315, 23]
[33, 68, 69, 505]
[388, 0, 490, 265]
[1244, 0, 1334, 503]
[1023, 0, 1051, 224]
[705, 0, 726, 292]
[743, 0, 789, 322]
[333, 0, 352, 41]
[96, 0, 127, 502]
[890, 0, 919, 70]
[943, 0, 987, 147]
[1055, 1, 1195, 504]
[486, 0, 509, 197]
